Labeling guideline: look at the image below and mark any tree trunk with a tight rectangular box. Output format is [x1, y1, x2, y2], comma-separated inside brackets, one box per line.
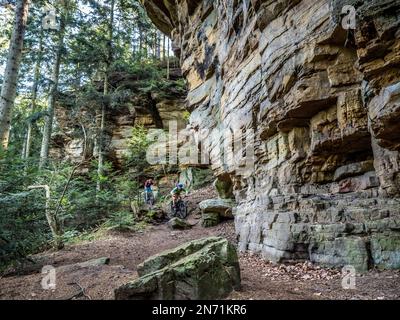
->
[96, 79, 107, 192]
[153, 32, 157, 59]
[25, 23, 44, 159]
[21, 130, 27, 159]
[39, 13, 66, 169]
[162, 34, 166, 61]
[28, 185, 63, 250]
[138, 25, 143, 59]
[96, 0, 115, 192]
[156, 31, 161, 60]
[167, 38, 170, 80]
[0, 0, 31, 149]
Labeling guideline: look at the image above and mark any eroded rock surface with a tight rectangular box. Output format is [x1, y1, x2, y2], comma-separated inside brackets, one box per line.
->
[114, 237, 240, 300]
[51, 70, 187, 168]
[143, 0, 400, 270]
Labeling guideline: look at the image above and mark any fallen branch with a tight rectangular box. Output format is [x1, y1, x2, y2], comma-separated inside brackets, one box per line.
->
[66, 281, 92, 300]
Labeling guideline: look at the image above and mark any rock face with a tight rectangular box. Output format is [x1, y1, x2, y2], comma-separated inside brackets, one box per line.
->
[114, 237, 241, 300]
[52, 70, 187, 168]
[143, 0, 400, 270]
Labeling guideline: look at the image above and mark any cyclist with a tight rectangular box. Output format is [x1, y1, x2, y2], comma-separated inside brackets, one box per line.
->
[144, 178, 154, 204]
[170, 183, 187, 209]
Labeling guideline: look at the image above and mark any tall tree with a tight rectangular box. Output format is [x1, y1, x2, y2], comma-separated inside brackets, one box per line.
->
[24, 23, 44, 159]
[167, 37, 170, 80]
[39, 2, 69, 168]
[162, 34, 166, 61]
[96, 0, 115, 192]
[0, 0, 31, 149]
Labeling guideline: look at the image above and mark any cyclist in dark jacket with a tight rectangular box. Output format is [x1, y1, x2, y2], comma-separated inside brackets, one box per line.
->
[170, 183, 187, 208]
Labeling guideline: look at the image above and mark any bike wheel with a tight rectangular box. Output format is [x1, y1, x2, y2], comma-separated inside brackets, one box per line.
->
[177, 201, 188, 219]
[170, 202, 176, 218]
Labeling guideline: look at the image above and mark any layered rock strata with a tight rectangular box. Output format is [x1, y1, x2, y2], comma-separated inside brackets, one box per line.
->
[51, 70, 187, 168]
[143, 0, 400, 270]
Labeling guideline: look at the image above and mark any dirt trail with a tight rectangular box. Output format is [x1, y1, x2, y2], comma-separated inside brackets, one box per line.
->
[1, 186, 399, 300]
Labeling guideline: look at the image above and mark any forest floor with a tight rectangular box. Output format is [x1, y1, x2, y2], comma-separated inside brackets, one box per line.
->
[1, 185, 400, 300]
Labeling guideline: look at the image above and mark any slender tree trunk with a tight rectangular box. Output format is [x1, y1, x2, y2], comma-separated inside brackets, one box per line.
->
[96, 78, 107, 192]
[132, 29, 137, 57]
[0, 0, 31, 149]
[21, 130, 27, 159]
[28, 185, 63, 249]
[156, 31, 161, 60]
[25, 24, 44, 159]
[162, 34, 166, 61]
[39, 8, 66, 168]
[153, 32, 157, 59]
[167, 38, 170, 80]
[96, 0, 115, 192]
[145, 30, 149, 58]
[138, 25, 143, 60]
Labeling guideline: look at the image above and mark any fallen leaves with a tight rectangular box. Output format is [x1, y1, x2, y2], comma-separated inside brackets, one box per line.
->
[241, 253, 341, 282]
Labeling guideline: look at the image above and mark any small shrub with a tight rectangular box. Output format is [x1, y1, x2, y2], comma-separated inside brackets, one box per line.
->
[102, 211, 135, 232]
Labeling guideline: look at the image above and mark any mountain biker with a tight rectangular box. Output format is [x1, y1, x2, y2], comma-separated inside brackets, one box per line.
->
[144, 178, 154, 204]
[170, 183, 187, 209]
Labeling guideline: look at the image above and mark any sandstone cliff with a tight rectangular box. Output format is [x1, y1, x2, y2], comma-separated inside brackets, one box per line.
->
[51, 69, 187, 168]
[143, 0, 400, 270]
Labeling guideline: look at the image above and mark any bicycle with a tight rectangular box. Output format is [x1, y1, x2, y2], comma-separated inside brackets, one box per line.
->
[144, 190, 155, 206]
[170, 199, 188, 219]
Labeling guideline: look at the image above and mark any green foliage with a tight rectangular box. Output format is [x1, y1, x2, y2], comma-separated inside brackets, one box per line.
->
[62, 228, 107, 245]
[182, 110, 191, 122]
[114, 175, 140, 203]
[0, 0, 180, 271]
[0, 152, 49, 269]
[126, 125, 152, 173]
[102, 211, 135, 232]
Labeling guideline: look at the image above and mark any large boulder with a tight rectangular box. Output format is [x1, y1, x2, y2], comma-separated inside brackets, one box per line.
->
[201, 212, 220, 228]
[114, 237, 240, 300]
[199, 199, 235, 218]
[199, 198, 235, 227]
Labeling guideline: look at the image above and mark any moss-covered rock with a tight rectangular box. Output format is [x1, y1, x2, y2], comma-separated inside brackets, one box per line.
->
[168, 217, 192, 230]
[214, 173, 234, 199]
[201, 212, 220, 228]
[371, 232, 400, 269]
[114, 237, 240, 300]
[199, 198, 234, 228]
[309, 236, 369, 272]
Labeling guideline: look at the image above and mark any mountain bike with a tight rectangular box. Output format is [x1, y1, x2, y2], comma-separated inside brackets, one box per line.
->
[144, 191, 155, 206]
[170, 199, 188, 219]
